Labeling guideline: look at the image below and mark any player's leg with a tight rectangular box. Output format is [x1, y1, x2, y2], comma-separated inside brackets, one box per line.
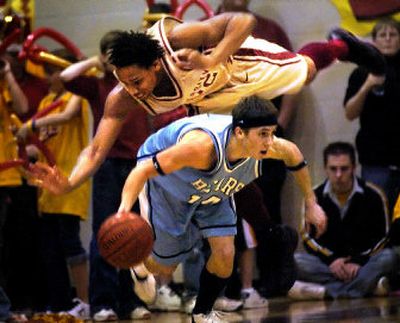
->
[192, 235, 235, 317]
[298, 28, 386, 84]
[130, 257, 177, 305]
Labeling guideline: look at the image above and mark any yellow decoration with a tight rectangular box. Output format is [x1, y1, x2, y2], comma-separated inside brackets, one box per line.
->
[330, 0, 400, 36]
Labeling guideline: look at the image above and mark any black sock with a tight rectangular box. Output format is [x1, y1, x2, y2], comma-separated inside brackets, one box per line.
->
[192, 267, 229, 315]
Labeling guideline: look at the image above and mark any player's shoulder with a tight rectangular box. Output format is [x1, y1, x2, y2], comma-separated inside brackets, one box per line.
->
[105, 85, 140, 117]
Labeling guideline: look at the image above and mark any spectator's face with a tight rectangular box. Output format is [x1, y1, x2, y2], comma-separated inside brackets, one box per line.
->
[373, 25, 400, 56]
[236, 125, 276, 160]
[114, 60, 161, 100]
[221, 0, 249, 12]
[325, 154, 354, 194]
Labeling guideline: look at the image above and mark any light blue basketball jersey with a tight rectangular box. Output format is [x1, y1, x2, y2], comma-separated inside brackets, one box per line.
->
[138, 113, 262, 216]
[137, 114, 263, 264]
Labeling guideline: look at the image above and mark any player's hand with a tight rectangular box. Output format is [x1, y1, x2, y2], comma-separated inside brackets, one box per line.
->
[26, 162, 72, 195]
[304, 201, 327, 238]
[173, 48, 214, 70]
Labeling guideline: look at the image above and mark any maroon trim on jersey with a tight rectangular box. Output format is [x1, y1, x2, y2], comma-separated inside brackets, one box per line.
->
[158, 19, 173, 56]
[152, 18, 184, 102]
[137, 99, 157, 115]
[158, 17, 183, 56]
[234, 48, 301, 66]
[156, 56, 183, 101]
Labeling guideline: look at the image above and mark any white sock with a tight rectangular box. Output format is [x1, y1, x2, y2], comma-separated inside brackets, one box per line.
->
[241, 287, 254, 294]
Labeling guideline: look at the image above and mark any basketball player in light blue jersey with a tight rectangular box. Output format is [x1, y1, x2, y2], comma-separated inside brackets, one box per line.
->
[117, 96, 327, 323]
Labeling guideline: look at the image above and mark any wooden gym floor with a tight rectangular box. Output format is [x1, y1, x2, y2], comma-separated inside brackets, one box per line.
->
[111, 296, 400, 322]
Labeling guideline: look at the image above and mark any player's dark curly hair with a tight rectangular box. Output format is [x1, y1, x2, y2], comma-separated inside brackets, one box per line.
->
[107, 30, 164, 69]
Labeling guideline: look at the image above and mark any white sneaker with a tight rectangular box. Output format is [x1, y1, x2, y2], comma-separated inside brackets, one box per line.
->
[182, 296, 196, 314]
[130, 267, 156, 304]
[130, 306, 151, 320]
[67, 298, 90, 319]
[93, 308, 118, 322]
[241, 289, 268, 309]
[149, 285, 182, 311]
[192, 310, 235, 323]
[374, 276, 390, 296]
[288, 280, 326, 300]
[213, 296, 243, 312]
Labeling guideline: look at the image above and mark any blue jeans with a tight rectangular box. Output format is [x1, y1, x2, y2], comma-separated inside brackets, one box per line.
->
[295, 249, 398, 298]
[361, 165, 400, 211]
[89, 158, 142, 317]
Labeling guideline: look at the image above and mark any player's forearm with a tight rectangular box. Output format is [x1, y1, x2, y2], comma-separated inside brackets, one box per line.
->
[210, 13, 256, 65]
[68, 145, 107, 191]
[292, 167, 317, 205]
[119, 165, 150, 213]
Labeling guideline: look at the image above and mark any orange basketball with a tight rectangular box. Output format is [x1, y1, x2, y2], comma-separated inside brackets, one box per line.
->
[97, 212, 154, 269]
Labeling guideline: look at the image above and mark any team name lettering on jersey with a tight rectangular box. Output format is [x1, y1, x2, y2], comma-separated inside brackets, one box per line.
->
[188, 176, 245, 205]
[189, 70, 218, 98]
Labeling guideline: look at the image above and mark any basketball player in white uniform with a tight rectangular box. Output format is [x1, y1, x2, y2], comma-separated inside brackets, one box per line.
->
[124, 16, 308, 115]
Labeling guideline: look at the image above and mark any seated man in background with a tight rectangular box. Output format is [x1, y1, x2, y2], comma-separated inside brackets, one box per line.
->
[290, 142, 398, 300]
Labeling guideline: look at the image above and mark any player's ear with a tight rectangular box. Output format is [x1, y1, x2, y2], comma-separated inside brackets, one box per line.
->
[153, 59, 162, 72]
[234, 126, 244, 137]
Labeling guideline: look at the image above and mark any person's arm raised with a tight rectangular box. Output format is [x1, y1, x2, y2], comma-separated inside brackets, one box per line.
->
[60, 56, 103, 82]
[169, 12, 256, 70]
[119, 129, 214, 213]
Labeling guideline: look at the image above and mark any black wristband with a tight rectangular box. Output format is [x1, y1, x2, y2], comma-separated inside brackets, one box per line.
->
[152, 155, 165, 176]
[287, 159, 308, 171]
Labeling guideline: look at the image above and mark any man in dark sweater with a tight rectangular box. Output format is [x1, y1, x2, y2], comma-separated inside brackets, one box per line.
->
[289, 142, 398, 300]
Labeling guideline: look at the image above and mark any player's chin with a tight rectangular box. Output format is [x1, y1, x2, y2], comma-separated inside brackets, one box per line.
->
[257, 151, 268, 159]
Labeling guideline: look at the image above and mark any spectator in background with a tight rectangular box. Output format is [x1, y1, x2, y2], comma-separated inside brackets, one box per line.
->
[216, 0, 300, 301]
[0, 49, 48, 317]
[344, 17, 400, 211]
[290, 142, 398, 300]
[17, 50, 91, 319]
[59, 31, 152, 321]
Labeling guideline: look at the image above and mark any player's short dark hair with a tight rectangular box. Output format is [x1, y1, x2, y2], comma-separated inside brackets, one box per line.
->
[100, 30, 123, 55]
[323, 141, 356, 166]
[232, 96, 278, 132]
[107, 30, 164, 69]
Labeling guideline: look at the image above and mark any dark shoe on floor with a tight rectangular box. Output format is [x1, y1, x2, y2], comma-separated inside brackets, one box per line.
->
[328, 27, 386, 75]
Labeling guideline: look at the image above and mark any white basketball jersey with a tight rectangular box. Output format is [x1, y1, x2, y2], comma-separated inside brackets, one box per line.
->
[135, 17, 308, 115]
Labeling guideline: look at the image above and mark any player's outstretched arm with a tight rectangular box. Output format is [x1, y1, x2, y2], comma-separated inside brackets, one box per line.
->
[268, 137, 327, 237]
[119, 130, 215, 213]
[29, 85, 133, 194]
[170, 12, 256, 70]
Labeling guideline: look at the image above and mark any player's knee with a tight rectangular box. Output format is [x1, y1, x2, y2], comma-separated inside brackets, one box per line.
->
[213, 244, 235, 269]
